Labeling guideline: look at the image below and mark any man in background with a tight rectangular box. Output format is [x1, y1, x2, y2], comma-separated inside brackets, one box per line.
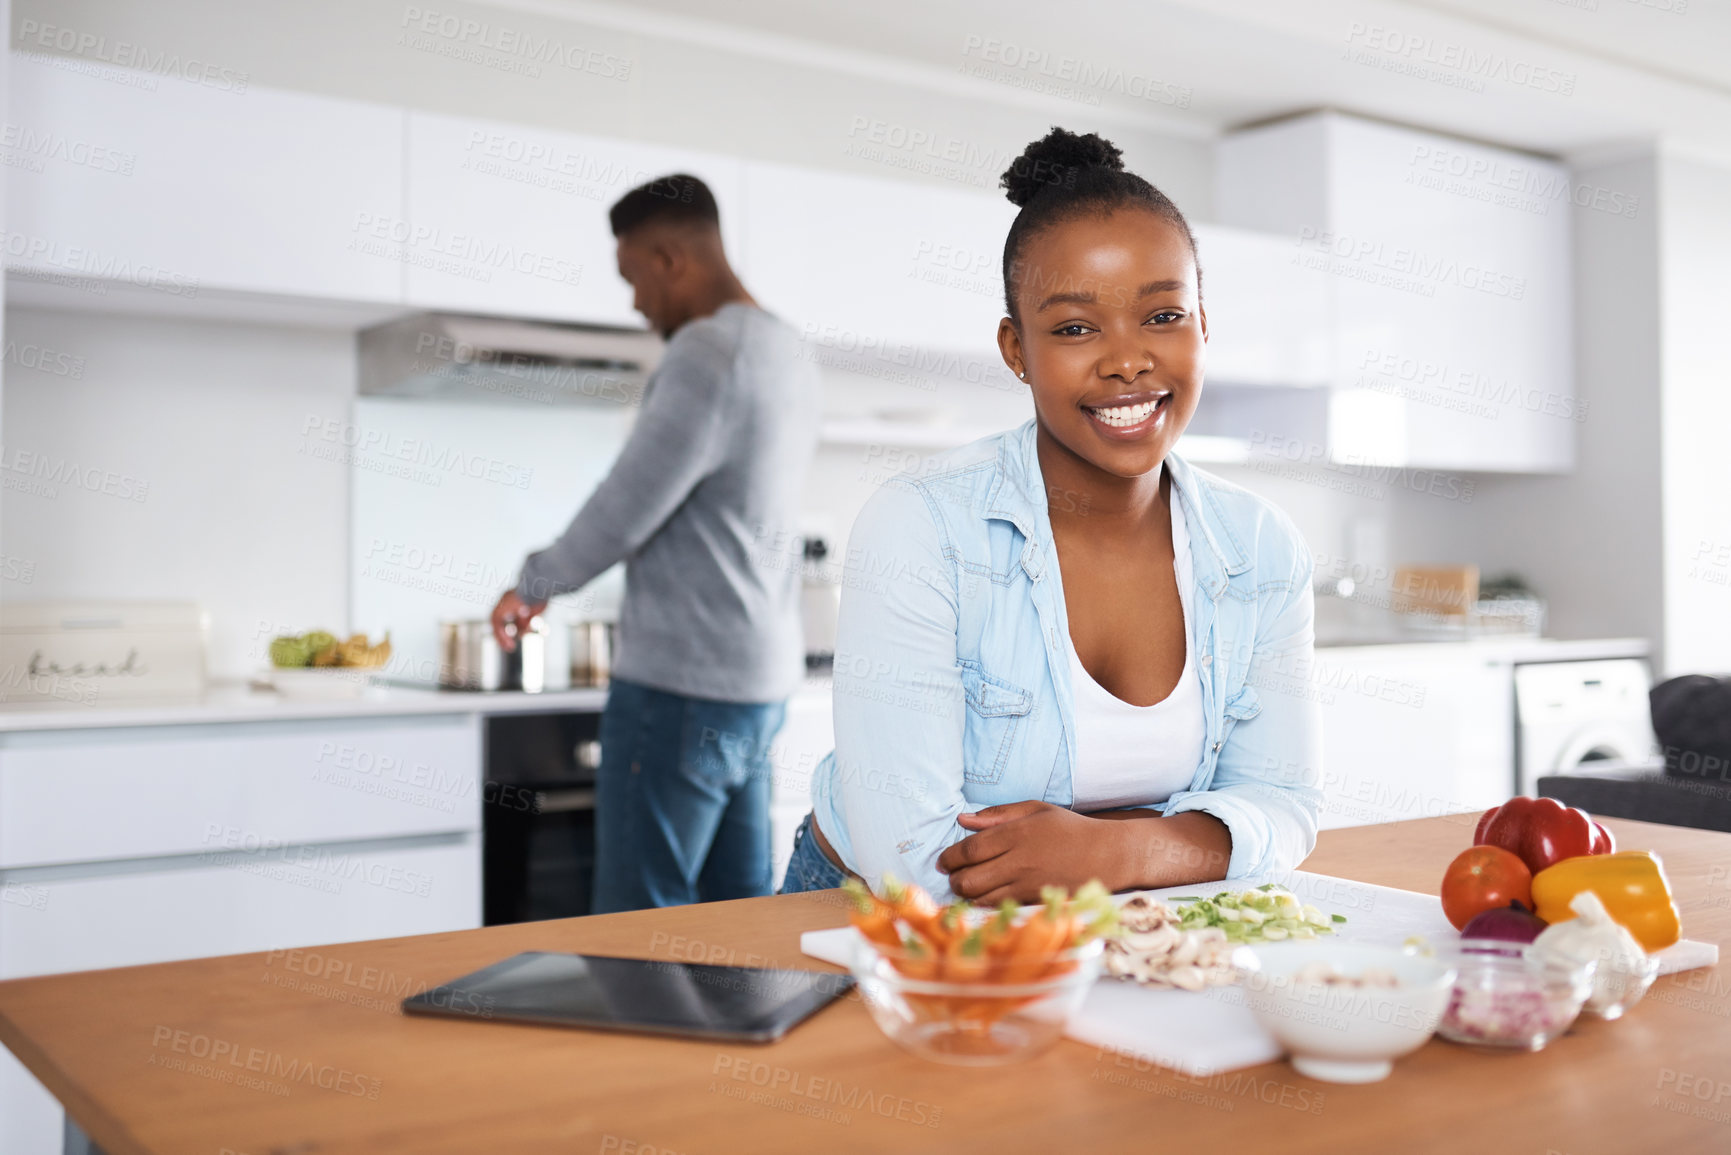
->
[492, 174, 820, 912]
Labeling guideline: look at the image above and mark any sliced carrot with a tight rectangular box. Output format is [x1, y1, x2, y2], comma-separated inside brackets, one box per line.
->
[930, 899, 972, 950]
[942, 927, 991, 984]
[1038, 881, 1118, 978]
[1068, 881, 1119, 946]
[842, 878, 904, 952]
[942, 928, 1005, 1029]
[977, 900, 1020, 978]
[840, 877, 877, 912]
[987, 918, 1029, 971]
[1000, 886, 1073, 982]
[881, 875, 945, 943]
[890, 933, 940, 981]
[865, 878, 1120, 1034]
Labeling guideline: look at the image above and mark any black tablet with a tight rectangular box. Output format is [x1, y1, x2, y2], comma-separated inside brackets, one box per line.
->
[401, 951, 853, 1043]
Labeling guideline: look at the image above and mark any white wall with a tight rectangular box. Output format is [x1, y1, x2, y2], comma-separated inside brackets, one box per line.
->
[0, 307, 353, 677]
[1659, 151, 1731, 675]
[349, 396, 633, 684]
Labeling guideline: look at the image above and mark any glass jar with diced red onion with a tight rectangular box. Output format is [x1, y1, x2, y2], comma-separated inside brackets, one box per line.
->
[1435, 944, 1595, 1051]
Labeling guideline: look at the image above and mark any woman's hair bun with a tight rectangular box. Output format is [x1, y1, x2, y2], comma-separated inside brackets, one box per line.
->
[1000, 127, 1125, 208]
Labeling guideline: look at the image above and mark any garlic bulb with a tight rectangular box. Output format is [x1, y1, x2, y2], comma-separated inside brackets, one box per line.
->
[1531, 889, 1652, 1016]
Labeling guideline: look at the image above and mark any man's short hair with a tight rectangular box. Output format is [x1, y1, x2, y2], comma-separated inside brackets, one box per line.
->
[608, 173, 719, 237]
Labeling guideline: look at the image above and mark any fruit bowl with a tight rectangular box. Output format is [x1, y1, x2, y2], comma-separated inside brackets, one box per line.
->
[268, 666, 380, 701]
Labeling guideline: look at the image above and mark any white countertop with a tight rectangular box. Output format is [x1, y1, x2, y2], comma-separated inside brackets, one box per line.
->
[1314, 635, 1650, 663]
[0, 680, 609, 733]
[0, 637, 1646, 734]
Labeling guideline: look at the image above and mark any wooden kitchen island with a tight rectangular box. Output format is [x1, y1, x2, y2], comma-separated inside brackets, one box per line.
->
[3, 815, 1728, 1155]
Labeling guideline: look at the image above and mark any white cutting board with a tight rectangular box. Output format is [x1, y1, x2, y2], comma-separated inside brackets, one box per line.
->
[800, 870, 1719, 1077]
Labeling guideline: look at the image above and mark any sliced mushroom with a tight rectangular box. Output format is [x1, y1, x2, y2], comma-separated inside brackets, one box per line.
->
[1168, 934, 1200, 967]
[1167, 966, 1208, 992]
[1122, 926, 1182, 955]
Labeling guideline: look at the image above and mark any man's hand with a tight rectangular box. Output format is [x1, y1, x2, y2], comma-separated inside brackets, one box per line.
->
[490, 590, 546, 652]
[937, 801, 1127, 904]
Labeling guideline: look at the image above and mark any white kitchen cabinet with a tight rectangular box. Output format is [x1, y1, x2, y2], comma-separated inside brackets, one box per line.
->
[1218, 112, 1575, 473]
[741, 160, 1017, 359]
[0, 715, 481, 868]
[748, 166, 1337, 435]
[0, 836, 480, 979]
[404, 112, 744, 324]
[1310, 646, 1514, 830]
[6, 54, 405, 303]
[0, 1049, 55, 1155]
[1193, 224, 1332, 389]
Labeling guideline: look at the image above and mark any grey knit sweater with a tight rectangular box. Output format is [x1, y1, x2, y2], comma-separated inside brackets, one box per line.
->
[518, 303, 820, 702]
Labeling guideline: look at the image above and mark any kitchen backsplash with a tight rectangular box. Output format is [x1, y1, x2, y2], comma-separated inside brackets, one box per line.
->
[348, 395, 634, 685]
[0, 307, 351, 679]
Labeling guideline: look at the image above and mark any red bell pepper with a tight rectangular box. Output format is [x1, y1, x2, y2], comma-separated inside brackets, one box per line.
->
[1473, 797, 1615, 876]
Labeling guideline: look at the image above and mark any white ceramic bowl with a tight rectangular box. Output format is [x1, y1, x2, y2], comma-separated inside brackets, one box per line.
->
[268, 667, 378, 701]
[1234, 941, 1458, 1084]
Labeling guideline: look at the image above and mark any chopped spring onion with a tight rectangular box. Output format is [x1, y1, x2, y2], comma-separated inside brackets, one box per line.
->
[1172, 884, 1344, 944]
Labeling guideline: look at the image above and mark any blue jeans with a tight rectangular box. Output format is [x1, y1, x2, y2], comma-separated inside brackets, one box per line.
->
[591, 678, 787, 913]
[778, 812, 848, 894]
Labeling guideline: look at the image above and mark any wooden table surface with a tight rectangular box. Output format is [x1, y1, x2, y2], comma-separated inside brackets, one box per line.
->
[4, 815, 1730, 1155]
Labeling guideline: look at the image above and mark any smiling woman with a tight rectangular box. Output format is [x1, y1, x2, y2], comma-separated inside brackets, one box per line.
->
[780, 128, 1323, 905]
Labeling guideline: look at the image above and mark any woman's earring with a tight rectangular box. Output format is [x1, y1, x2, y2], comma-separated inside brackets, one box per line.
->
[1018, 369, 1028, 380]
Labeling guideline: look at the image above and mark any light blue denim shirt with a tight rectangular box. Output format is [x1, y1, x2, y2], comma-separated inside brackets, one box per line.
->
[811, 419, 1323, 901]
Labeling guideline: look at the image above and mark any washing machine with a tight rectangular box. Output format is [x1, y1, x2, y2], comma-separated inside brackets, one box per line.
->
[1514, 659, 1658, 796]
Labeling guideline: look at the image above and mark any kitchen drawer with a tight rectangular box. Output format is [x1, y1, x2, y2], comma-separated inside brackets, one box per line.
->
[0, 716, 481, 868]
[0, 834, 480, 978]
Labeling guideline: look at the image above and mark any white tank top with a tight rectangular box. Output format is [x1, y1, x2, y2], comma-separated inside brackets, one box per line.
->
[1065, 485, 1207, 811]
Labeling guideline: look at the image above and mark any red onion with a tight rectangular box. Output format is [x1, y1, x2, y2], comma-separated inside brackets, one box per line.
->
[1460, 901, 1547, 945]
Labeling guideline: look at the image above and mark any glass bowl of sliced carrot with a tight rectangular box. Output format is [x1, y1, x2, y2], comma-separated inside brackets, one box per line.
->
[844, 878, 1115, 1066]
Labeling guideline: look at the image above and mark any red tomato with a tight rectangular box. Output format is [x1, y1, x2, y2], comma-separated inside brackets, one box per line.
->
[1441, 846, 1534, 931]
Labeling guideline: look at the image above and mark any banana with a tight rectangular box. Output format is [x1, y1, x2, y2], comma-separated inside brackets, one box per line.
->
[362, 635, 393, 668]
[275, 629, 391, 669]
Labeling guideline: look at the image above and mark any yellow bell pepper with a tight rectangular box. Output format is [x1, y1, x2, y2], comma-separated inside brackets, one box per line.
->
[1530, 850, 1681, 951]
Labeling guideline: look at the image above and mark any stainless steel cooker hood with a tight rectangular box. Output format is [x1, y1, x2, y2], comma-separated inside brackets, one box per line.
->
[359, 312, 663, 407]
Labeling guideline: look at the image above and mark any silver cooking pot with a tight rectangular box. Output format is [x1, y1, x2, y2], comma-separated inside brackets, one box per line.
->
[569, 620, 616, 687]
[438, 617, 547, 692]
